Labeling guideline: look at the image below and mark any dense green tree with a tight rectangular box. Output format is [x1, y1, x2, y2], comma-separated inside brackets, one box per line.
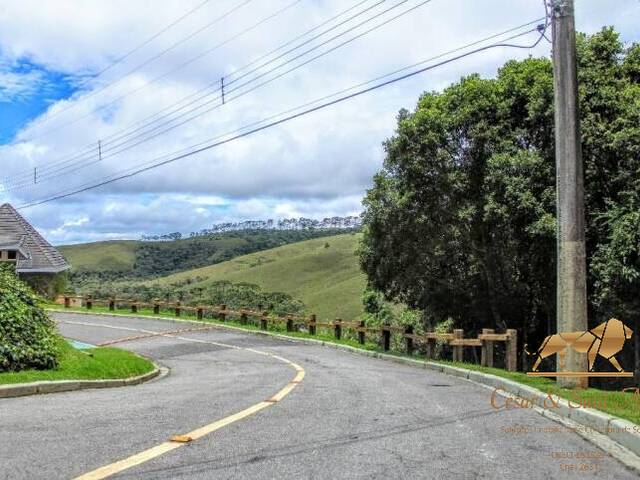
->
[360, 29, 639, 347]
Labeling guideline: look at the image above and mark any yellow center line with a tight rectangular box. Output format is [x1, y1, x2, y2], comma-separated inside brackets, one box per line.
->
[61, 320, 305, 480]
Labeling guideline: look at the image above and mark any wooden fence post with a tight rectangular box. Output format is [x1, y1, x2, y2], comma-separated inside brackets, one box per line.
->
[358, 320, 365, 345]
[506, 329, 518, 372]
[404, 325, 414, 356]
[334, 319, 342, 340]
[425, 333, 435, 360]
[131, 301, 137, 314]
[481, 328, 494, 368]
[381, 325, 391, 352]
[197, 307, 204, 320]
[175, 301, 181, 317]
[219, 304, 227, 322]
[309, 314, 317, 335]
[86, 296, 92, 310]
[286, 316, 294, 332]
[260, 312, 268, 330]
[453, 329, 464, 362]
[240, 310, 248, 325]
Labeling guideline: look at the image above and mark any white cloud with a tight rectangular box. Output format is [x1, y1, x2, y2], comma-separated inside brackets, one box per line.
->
[0, 56, 46, 102]
[0, 69, 43, 102]
[0, 0, 637, 242]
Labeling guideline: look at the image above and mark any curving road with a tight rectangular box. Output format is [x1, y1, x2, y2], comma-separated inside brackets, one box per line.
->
[0, 312, 637, 479]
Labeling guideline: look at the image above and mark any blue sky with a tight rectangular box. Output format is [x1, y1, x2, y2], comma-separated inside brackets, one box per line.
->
[0, 0, 638, 244]
[0, 58, 78, 143]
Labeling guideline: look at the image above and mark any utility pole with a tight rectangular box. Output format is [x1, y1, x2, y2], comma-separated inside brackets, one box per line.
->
[551, 0, 588, 388]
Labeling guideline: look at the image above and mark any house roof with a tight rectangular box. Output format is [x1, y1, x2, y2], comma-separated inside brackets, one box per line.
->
[0, 204, 70, 273]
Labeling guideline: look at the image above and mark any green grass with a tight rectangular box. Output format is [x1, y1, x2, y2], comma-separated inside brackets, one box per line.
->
[433, 360, 640, 426]
[48, 305, 640, 426]
[59, 240, 138, 272]
[0, 339, 154, 385]
[140, 233, 366, 320]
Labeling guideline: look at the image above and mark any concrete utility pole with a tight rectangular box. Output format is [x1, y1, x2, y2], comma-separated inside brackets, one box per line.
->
[551, 0, 588, 388]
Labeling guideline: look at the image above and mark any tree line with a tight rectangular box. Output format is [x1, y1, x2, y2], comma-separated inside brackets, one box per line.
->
[141, 216, 362, 241]
[359, 29, 639, 378]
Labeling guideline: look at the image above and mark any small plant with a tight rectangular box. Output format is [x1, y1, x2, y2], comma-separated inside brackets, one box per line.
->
[434, 318, 454, 358]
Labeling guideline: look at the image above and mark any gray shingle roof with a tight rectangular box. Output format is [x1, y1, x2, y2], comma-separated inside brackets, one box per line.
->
[0, 204, 70, 273]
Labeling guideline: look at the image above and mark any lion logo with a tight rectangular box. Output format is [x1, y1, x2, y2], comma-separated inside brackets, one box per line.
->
[526, 318, 633, 373]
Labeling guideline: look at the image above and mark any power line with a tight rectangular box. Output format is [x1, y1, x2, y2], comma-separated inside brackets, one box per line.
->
[10, 0, 302, 147]
[4, 0, 415, 191]
[10, 0, 253, 142]
[8, 4, 543, 195]
[1, 0, 214, 140]
[16, 23, 546, 210]
[79, 0, 214, 86]
[2, 0, 378, 187]
[82, 0, 419, 163]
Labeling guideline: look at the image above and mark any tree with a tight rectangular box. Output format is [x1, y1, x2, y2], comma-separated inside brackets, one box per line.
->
[360, 29, 639, 348]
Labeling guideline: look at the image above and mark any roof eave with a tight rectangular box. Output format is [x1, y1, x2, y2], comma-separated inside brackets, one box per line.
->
[17, 265, 71, 274]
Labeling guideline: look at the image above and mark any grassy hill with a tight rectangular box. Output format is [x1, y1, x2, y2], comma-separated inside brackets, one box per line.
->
[60, 231, 366, 320]
[59, 229, 352, 279]
[140, 233, 366, 321]
[59, 241, 138, 273]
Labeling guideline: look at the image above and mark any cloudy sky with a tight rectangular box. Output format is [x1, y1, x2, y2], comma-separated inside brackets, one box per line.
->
[0, 0, 637, 244]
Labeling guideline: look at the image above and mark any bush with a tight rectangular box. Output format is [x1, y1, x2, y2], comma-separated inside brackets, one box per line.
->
[0, 267, 60, 372]
[20, 271, 68, 300]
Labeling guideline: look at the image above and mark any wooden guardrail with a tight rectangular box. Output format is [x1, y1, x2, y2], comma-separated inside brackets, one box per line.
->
[60, 295, 518, 371]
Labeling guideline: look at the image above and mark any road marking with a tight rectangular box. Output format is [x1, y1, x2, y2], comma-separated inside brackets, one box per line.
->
[98, 324, 220, 346]
[61, 319, 305, 480]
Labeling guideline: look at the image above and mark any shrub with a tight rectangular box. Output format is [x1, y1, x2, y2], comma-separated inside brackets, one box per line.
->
[20, 271, 68, 300]
[0, 267, 60, 372]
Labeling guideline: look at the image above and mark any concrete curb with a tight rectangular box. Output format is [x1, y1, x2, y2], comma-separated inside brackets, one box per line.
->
[50, 308, 640, 463]
[0, 364, 163, 400]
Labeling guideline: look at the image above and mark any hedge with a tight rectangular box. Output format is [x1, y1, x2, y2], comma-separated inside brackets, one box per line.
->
[0, 265, 59, 372]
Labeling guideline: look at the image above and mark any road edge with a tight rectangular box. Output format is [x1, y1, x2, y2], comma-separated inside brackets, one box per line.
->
[0, 364, 165, 400]
[49, 308, 640, 470]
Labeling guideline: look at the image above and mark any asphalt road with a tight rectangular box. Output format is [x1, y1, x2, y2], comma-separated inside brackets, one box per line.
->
[0, 312, 637, 480]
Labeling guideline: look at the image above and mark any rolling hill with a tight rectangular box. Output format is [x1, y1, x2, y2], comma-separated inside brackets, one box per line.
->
[138, 233, 366, 321]
[60, 231, 367, 321]
[59, 241, 138, 273]
[59, 229, 351, 278]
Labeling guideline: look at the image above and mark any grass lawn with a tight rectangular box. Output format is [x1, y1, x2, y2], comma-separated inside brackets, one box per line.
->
[48, 305, 640, 425]
[0, 339, 154, 385]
